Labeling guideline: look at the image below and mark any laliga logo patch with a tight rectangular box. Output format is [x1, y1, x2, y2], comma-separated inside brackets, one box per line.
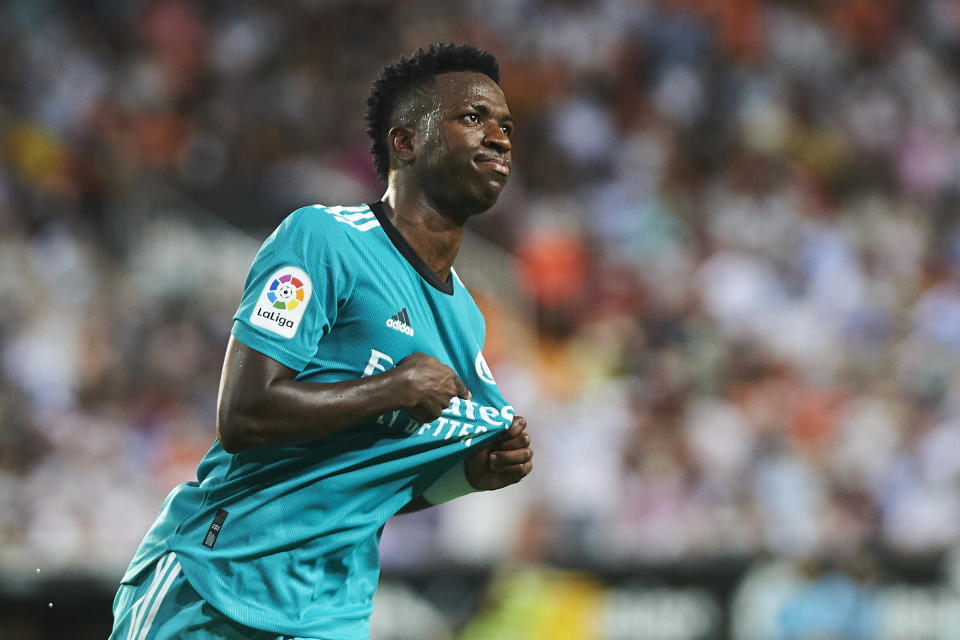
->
[475, 350, 496, 385]
[250, 266, 312, 338]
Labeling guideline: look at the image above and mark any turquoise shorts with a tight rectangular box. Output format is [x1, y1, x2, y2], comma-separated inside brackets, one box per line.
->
[109, 552, 314, 640]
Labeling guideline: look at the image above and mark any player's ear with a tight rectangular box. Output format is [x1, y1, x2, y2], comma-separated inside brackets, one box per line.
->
[388, 126, 416, 164]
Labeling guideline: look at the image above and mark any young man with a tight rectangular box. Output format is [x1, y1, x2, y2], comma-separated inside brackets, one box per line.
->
[110, 43, 533, 639]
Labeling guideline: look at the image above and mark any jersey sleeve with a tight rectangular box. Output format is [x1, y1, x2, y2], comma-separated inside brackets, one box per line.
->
[232, 206, 353, 371]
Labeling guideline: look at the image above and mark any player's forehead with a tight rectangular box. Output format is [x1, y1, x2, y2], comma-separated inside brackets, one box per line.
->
[432, 71, 509, 114]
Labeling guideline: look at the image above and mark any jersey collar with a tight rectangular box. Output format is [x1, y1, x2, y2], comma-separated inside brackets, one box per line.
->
[368, 201, 455, 296]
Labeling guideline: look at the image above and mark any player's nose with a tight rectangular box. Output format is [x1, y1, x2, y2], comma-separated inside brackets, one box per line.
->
[483, 123, 511, 154]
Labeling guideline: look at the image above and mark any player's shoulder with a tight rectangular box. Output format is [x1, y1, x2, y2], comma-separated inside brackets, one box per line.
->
[265, 203, 381, 262]
[282, 203, 381, 237]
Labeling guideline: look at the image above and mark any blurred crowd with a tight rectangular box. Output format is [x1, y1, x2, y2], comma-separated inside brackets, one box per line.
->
[3, 0, 960, 578]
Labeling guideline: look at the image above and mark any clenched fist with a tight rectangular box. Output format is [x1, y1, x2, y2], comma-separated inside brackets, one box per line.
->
[392, 352, 471, 423]
[465, 415, 533, 491]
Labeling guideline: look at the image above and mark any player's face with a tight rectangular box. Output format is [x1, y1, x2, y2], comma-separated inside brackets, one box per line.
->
[415, 72, 514, 218]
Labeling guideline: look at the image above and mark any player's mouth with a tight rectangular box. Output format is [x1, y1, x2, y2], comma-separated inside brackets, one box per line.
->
[474, 155, 511, 177]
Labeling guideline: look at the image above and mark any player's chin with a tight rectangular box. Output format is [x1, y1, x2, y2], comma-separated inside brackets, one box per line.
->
[471, 179, 507, 210]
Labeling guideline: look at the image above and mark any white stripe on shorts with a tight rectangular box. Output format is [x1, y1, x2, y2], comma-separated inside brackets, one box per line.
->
[127, 553, 179, 640]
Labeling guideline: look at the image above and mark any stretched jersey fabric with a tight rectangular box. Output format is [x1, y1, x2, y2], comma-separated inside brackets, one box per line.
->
[119, 203, 513, 639]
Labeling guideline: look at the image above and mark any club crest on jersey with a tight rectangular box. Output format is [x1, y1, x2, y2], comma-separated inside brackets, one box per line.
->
[386, 307, 414, 336]
[250, 266, 312, 338]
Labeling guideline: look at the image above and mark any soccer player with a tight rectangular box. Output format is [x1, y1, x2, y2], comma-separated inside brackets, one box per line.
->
[110, 43, 532, 639]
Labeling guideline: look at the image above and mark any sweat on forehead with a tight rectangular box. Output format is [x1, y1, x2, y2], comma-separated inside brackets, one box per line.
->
[389, 72, 500, 127]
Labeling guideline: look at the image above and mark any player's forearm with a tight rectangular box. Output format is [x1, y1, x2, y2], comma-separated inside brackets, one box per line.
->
[217, 370, 409, 452]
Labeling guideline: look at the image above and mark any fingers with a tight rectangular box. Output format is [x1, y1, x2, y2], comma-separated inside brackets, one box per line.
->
[494, 415, 532, 481]
[453, 374, 471, 400]
[488, 447, 532, 467]
[489, 415, 533, 481]
[491, 416, 529, 453]
[500, 415, 527, 441]
[462, 413, 533, 490]
[396, 352, 470, 412]
[487, 455, 533, 483]
[493, 431, 530, 451]
[408, 405, 439, 423]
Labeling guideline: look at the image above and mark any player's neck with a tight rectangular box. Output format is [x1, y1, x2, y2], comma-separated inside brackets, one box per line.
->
[379, 187, 464, 284]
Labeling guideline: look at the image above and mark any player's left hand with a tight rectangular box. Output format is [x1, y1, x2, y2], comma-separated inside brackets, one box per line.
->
[465, 415, 533, 491]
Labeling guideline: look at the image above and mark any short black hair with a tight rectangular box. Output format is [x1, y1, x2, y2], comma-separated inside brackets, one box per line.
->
[365, 42, 500, 181]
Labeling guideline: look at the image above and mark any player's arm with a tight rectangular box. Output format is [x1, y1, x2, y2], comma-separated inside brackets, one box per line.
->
[396, 415, 533, 513]
[217, 336, 470, 452]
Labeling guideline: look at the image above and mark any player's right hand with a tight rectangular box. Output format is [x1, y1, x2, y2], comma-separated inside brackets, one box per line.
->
[392, 352, 470, 423]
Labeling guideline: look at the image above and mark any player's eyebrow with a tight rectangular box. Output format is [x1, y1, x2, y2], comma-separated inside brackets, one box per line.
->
[471, 103, 514, 124]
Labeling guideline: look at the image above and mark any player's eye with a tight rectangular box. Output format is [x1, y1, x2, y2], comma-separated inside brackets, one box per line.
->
[463, 113, 480, 124]
[502, 124, 513, 137]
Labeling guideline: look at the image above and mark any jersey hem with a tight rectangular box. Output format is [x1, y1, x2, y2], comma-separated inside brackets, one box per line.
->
[174, 553, 373, 640]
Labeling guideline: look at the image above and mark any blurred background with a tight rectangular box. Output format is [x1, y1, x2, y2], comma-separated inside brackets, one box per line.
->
[3, 0, 960, 638]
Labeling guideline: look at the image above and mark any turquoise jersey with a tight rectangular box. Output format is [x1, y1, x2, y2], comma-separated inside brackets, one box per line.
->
[120, 203, 513, 639]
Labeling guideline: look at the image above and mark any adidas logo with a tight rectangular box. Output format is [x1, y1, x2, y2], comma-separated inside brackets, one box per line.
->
[386, 308, 414, 336]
